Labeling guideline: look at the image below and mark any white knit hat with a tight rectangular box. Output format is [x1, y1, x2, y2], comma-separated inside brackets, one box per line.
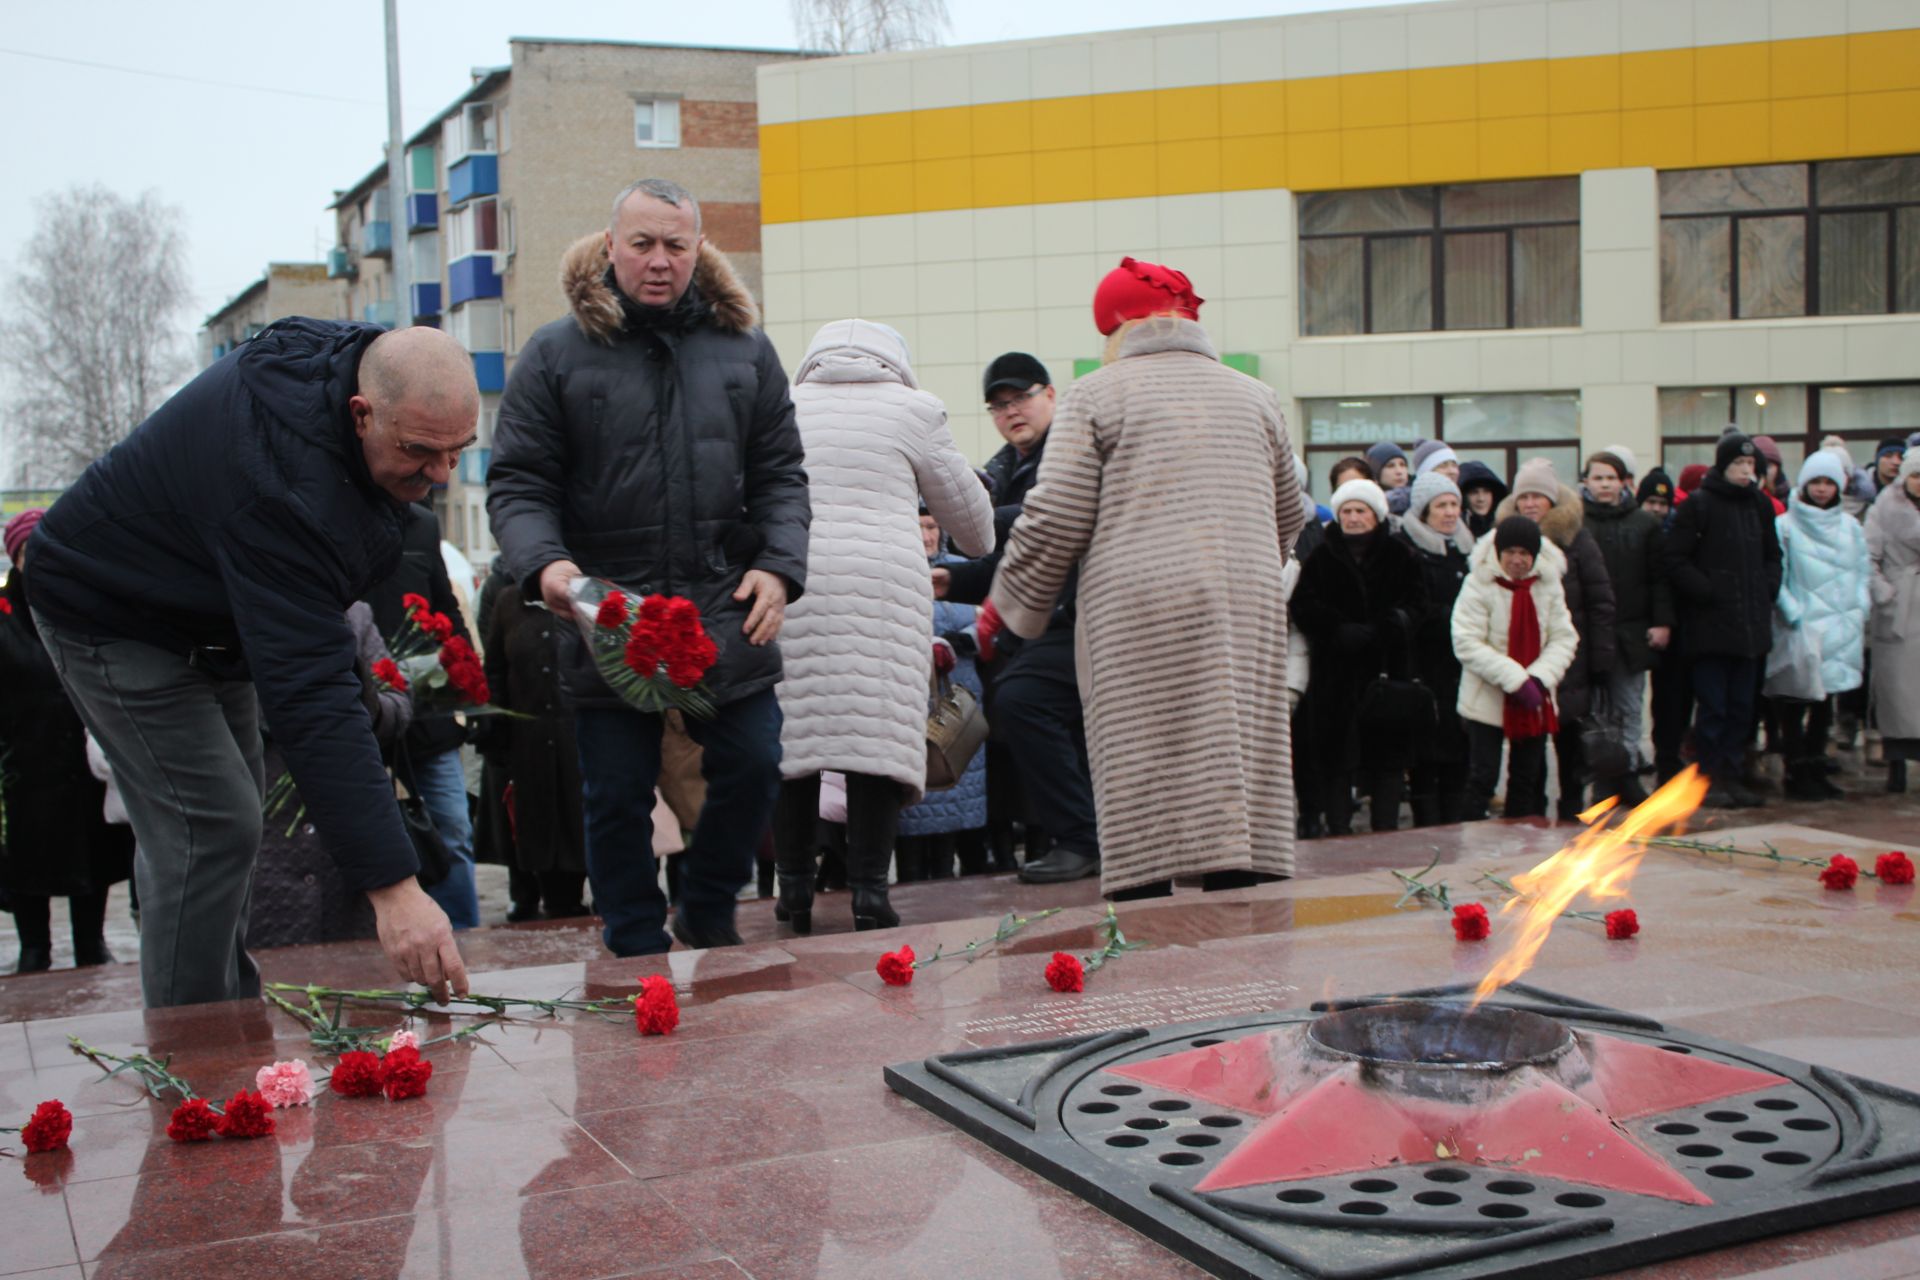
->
[1600, 443, 1639, 479]
[1329, 477, 1389, 523]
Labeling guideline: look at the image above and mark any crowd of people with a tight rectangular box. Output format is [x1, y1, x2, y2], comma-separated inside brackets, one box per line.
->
[4, 174, 1918, 1008]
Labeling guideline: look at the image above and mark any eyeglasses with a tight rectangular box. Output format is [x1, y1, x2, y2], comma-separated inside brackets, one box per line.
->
[986, 386, 1041, 417]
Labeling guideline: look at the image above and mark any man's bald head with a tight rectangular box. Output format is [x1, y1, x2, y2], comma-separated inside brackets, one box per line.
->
[351, 326, 481, 505]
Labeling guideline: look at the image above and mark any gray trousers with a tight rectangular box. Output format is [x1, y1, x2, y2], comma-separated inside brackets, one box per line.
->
[1605, 668, 1650, 772]
[36, 613, 266, 1008]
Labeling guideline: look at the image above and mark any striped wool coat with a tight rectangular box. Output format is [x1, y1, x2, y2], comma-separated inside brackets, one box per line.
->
[990, 318, 1307, 892]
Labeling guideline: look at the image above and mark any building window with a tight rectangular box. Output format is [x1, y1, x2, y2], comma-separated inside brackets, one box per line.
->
[1298, 179, 1581, 336]
[408, 231, 440, 285]
[634, 97, 681, 149]
[446, 198, 500, 259]
[463, 102, 497, 156]
[448, 299, 504, 352]
[1659, 155, 1920, 321]
[1301, 391, 1582, 502]
[1658, 382, 1920, 476]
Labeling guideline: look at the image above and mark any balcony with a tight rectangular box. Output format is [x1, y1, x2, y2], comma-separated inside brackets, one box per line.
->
[411, 281, 442, 319]
[447, 154, 498, 206]
[362, 220, 392, 257]
[448, 254, 502, 306]
[326, 246, 355, 279]
[407, 192, 438, 232]
[472, 352, 504, 394]
[363, 299, 397, 328]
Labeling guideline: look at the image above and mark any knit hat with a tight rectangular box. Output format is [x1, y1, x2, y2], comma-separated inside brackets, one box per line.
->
[1821, 434, 1853, 465]
[1584, 451, 1630, 483]
[1636, 468, 1674, 506]
[1678, 463, 1709, 494]
[1457, 459, 1509, 502]
[1494, 515, 1542, 559]
[1752, 434, 1784, 470]
[1795, 450, 1847, 494]
[1903, 447, 1920, 481]
[1716, 430, 1760, 473]
[1292, 454, 1310, 493]
[1599, 444, 1639, 478]
[1411, 440, 1457, 476]
[1091, 257, 1202, 336]
[1877, 437, 1910, 463]
[3, 509, 44, 564]
[1365, 440, 1409, 478]
[1408, 470, 1461, 521]
[1511, 458, 1561, 503]
[1329, 478, 1389, 524]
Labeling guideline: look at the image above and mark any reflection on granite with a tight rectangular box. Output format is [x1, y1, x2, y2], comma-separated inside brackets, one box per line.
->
[2, 804, 1918, 1277]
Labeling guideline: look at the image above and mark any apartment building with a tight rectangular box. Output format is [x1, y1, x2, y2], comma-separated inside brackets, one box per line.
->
[328, 38, 807, 560]
[756, 0, 1920, 496]
[199, 262, 346, 367]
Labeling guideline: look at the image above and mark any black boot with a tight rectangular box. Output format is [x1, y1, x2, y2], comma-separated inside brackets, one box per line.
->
[73, 938, 116, 967]
[955, 830, 990, 876]
[773, 784, 820, 936]
[14, 946, 52, 974]
[847, 774, 902, 931]
[1889, 758, 1909, 794]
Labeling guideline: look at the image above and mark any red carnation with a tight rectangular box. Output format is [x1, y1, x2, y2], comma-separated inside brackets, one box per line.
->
[633, 975, 680, 1036]
[419, 611, 454, 643]
[213, 1090, 275, 1139]
[371, 657, 408, 691]
[1044, 951, 1085, 993]
[329, 1050, 385, 1098]
[876, 945, 916, 987]
[0, 598, 13, 616]
[596, 591, 630, 628]
[1818, 854, 1859, 891]
[166, 1098, 219, 1143]
[639, 594, 671, 624]
[625, 620, 665, 676]
[1876, 851, 1915, 885]
[381, 1046, 434, 1100]
[20, 1100, 72, 1153]
[1605, 908, 1640, 940]
[1452, 902, 1491, 941]
[402, 593, 430, 614]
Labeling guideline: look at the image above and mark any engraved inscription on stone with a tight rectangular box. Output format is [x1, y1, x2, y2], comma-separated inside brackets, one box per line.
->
[960, 980, 1301, 1042]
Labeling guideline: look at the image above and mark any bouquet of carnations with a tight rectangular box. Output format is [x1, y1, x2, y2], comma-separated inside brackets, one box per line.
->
[568, 577, 721, 719]
[380, 593, 505, 715]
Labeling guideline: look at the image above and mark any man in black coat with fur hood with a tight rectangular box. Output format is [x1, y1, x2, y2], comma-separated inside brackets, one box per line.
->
[29, 321, 478, 1007]
[488, 178, 810, 957]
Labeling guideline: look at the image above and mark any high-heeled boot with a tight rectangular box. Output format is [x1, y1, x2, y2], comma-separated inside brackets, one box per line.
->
[772, 781, 820, 935]
[845, 774, 902, 931]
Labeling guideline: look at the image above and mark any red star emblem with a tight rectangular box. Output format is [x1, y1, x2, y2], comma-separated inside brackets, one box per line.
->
[1106, 1026, 1788, 1204]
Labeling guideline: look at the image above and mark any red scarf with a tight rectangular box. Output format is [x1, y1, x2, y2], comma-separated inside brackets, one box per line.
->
[1497, 576, 1559, 740]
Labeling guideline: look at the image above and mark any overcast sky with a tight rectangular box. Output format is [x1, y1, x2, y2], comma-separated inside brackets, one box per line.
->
[1, 0, 1405, 340]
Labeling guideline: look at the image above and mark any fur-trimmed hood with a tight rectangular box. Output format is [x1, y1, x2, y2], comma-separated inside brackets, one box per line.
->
[560, 232, 759, 345]
[1494, 483, 1584, 549]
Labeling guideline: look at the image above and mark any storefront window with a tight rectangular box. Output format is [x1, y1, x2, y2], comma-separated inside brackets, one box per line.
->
[1302, 392, 1581, 503]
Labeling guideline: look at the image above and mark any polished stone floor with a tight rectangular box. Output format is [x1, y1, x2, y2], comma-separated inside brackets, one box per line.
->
[2, 796, 1918, 1278]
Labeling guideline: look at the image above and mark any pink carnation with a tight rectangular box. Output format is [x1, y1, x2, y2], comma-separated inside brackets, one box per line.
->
[253, 1059, 316, 1109]
[388, 1029, 421, 1052]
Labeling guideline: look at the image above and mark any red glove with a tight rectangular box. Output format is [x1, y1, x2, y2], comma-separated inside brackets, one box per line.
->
[932, 638, 956, 677]
[977, 599, 1004, 663]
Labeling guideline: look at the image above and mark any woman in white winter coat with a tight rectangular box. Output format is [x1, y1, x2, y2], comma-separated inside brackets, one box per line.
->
[1867, 448, 1920, 793]
[1452, 515, 1580, 820]
[1773, 450, 1870, 798]
[774, 320, 994, 934]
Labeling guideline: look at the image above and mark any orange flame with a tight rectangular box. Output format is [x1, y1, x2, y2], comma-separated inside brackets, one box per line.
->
[1470, 765, 1710, 1008]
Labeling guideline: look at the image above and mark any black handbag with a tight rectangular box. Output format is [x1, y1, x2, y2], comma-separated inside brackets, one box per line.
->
[394, 742, 453, 889]
[1357, 620, 1437, 736]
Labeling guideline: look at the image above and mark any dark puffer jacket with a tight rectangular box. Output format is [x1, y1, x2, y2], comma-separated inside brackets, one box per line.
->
[942, 435, 1079, 670]
[1666, 470, 1784, 660]
[1582, 490, 1675, 673]
[1289, 525, 1430, 772]
[488, 236, 810, 709]
[1496, 485, 1617, 722]
[28, 318, 418, 892]
[1392, 517, 1475, 759]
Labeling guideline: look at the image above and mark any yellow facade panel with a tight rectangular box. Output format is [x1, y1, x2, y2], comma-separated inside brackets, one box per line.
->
[1621, 48, 1693, 110]
[857, 161, 916, 216]
[761, 171, 800, 223]
[855, 112, 914, 166]
[1694, 42, 1770, 106]
[1848, 28, 1920, 94]
[971, 101, 1034, 157]
[1093, 142, 1159, 199]
[1341, 70, 1409, 130]
[913, 107, 972, 161]
[915, 157, 973, 210]
[1287, 76, 1342, 133]
[1219, 81, 1287, 137]
[798, 117, 856, 170]
[1620, 106, 1696, 168]
[1695, 101, 1772, 165]
[1550, 111, 1620, 172]
[1158, 138, 1223, 193]
[1477, 115, 1549, 177]
[1478, 59, 1549, 120]
[1550, 54, 1621, 115]
[972, 153, 1034, 207]
[759, 123, 799, 175]
[1093, 90, 1158, 147]
[1156, 85, 1222, 141]
[1409, 65, 1478, 123]
[1342, 125, 1409, 186]
[1848, 89, 1920, 156]
[1219, 133, 1287, 190]
[799, 166, 857, 221]
[1770, 36, 1848, 100]
[1032, 147, 1095, 203]
[1288, 129, 1342, 189]
[1031, 96, 1095, 151]
[1770, 96, 1847, 162]
[1408, 120, 1478, 182]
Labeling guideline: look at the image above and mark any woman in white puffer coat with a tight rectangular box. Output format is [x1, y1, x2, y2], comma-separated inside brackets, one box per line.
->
[774, 320, 994, 935]
[1773, 450, 1869, 798]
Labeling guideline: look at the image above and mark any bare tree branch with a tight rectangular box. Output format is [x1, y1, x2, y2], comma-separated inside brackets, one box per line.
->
[0, 185, 191, 487]
[792, 0, 950, 52]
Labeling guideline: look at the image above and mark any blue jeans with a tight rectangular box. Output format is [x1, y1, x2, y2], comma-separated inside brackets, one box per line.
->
[1692, 656, 1760, 787]
[411, 746, 479, 930]
[575, 688, 782, 956]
